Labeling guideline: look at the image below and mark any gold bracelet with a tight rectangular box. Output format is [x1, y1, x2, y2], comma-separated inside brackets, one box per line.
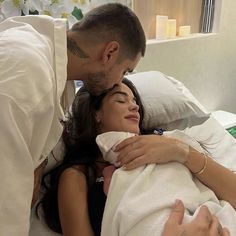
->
[193, 153, 208, 175]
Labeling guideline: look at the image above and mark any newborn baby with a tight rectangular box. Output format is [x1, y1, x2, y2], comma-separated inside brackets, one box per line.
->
[96, 132, 135, 195]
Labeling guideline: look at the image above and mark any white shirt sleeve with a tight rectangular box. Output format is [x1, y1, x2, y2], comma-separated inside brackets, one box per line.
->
[0, 95, 34, 235]
[0, 15, 67, 236]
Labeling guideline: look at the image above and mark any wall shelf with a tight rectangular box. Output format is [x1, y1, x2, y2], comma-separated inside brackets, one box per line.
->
[146, 33, 218, 45]
[132, 0, 222, 40]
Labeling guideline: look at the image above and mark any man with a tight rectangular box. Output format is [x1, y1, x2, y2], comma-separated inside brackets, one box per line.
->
[0, 3, 144, 235]
[0, 3, 227, 236]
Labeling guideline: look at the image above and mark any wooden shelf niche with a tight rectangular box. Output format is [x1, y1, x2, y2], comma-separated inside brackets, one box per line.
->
[133, 0, 204, 39]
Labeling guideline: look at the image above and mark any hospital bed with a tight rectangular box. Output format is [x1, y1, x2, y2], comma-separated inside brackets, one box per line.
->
[30, 71, 236, 235]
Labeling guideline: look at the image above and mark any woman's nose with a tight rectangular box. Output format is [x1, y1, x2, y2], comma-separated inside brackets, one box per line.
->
[129, 102, 139, 111]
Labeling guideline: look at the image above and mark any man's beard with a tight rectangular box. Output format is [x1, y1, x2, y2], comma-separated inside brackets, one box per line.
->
[83, 71, 112, 95]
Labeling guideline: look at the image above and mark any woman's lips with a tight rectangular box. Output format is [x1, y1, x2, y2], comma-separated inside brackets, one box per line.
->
[125, 115, 140, 122]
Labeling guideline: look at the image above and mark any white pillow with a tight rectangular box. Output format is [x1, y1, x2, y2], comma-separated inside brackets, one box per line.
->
[127, 71, 209, 129]
[182, 115, 236, 172]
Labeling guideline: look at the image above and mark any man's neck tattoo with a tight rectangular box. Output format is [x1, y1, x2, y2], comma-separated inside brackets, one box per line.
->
[67, 37, 90, 58]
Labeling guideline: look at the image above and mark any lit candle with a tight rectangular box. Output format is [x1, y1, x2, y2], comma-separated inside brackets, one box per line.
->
[179, 25, 191, 37]
[156, 15, 168, 40]
[167, 19, 176, 38]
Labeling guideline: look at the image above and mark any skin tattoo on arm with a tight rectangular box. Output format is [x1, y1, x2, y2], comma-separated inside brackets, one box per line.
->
[67, 37, 90, 58]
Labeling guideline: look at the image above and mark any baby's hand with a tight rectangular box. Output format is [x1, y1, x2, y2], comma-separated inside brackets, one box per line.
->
[102, 165, 116, 195]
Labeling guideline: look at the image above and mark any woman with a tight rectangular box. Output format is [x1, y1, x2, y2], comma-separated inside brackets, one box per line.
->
[39, 78, 231, 236]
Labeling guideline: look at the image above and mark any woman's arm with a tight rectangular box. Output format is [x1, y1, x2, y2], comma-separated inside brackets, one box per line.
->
[58, 167, 94, 236]
[185, 147, 236, 209]
[115, 134, 236, 209]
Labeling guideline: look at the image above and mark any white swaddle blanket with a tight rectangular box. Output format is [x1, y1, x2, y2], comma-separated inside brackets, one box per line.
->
[96, 130, 236, 236]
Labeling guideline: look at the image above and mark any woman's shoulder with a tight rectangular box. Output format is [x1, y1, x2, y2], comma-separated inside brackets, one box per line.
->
[59, 165, 88, 190]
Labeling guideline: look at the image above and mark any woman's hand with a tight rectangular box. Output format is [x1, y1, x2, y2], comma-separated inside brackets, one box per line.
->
[163, 200, 230, 236]
[115, 134, 189, 170]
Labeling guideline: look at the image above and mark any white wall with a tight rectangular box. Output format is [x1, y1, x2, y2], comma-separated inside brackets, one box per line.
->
[136, 0, 236, 113]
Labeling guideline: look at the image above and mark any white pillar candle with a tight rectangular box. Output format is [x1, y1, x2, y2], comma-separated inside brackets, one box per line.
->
[156, 15, 168, 40]
[167, 19, 176, 38]
[179, 25, 191, 37]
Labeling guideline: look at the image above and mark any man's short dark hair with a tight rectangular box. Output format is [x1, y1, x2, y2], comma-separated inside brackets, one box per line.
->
[71, 3, 146, 60]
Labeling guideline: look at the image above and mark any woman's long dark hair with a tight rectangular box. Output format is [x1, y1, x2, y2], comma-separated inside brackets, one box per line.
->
[37, 78, 145, 233]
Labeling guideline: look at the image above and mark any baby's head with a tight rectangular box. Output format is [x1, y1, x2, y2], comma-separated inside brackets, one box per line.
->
[96, 131, 135, 164]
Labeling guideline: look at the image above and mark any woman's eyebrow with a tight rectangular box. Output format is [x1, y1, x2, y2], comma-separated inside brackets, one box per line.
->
[111, 91, 128, 97]
[111, 91, 136, 100]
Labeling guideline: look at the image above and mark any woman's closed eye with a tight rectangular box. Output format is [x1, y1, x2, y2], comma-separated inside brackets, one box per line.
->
[116, 100, 126, 103]
[113, 94, 127, 103]
[112, 92, 137, 105]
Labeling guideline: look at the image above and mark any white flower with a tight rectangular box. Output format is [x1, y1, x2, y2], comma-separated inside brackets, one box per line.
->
[64, 0, 90, 15]
[1, 0, 29, 18]
[0, 0, 108, 26]
[0, 13, 4, 23]
[53, 0, 90, 27]
[29, 0, 43, 13]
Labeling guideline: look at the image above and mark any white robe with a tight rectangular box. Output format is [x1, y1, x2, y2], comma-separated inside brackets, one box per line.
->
[0, 15, 68, 235]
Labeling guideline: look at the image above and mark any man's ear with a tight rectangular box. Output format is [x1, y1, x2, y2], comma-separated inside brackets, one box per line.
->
[102, 41, 120, 65]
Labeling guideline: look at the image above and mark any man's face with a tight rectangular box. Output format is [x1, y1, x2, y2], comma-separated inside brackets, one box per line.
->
[83, 54, 141, 95]
[66, 31, 141, 95]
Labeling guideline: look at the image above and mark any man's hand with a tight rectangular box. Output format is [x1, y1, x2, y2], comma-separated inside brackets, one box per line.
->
[31, 158, 48, 208]
[162, 200, 230, 236]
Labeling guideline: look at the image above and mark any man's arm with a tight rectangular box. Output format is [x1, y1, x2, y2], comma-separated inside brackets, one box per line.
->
[31, 158, 48, 208]
[0, 95, 34, 235]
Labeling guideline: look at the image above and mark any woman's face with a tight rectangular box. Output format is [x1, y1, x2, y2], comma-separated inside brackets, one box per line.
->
[96, 83, 140, 134]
